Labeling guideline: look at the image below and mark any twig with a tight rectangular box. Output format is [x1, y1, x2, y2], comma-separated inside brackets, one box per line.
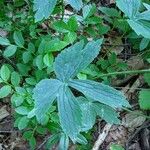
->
[36, 136, 50, 150]
[92, 124, 112, 150]
[102, 43, 130, 47]
[126, 120, 150, 150]
[0, 130, 18, 133]
[99, 69, 150, 77]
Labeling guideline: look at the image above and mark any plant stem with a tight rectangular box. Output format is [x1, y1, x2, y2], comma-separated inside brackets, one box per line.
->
[61, 0, 65, 20]
[99, 69, 150, 77]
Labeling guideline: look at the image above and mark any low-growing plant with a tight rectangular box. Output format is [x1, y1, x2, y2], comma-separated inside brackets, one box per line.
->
[0, 0, 150, 149]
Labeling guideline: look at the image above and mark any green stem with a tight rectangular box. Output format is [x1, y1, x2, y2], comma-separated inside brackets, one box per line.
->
[61, 0, 65, 20]
[99, 69, 150, 77]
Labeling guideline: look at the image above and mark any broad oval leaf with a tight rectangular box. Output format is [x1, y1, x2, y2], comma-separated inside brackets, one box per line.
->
[69, 79, 130, 109]
[4, 45, 17, 57]
[0, 65, 10, 81]
[0, 37, 10, 46]
[57, 86, 82, 141]
[33, 79, 63, 123]
[33, 0, 57, 22]
[0, 85, 11, 98]
[54, 39, 103, 82]
[13, 31, 24, 47]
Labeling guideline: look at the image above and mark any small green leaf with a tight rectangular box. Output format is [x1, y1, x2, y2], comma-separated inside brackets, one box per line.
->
[13, 31, 24, 47]
[22, 51, 32, 63]
[25, 77, 37, 85]
[15, 106, 30, 115]
[17, 63, 30, 76]
[33, 0, 57, 22]
[0, 85, 11, 99]
[67, 16, 78, 31]
[11, 71, 20, 86]
[29, 136, 36, 150]
[99, 7, 120, 17]
[43, 53, 54, 67]
[23, 131, 33, 140]
[0, 37, 10, 46]
[139, 90, 150, 110]
[0, 65, 10, 81]
[82, 4, 96, 19]
[64, 32, 77, 44]
[11, 94, 24, 106]
[35, 55, 44, 70]
[18, 116, 29, 130]
[36, 126, 46, 134]
[4, 45, 17, 57]
[52, 21, 69, 33]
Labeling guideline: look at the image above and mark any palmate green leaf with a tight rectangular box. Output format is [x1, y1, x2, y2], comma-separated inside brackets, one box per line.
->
[33, 40, 129, 144]
[69, 79, 130, 109]
[116, 0, 150, 39]
[57, 86, 82, 142]
[127, 20, 150, 39]
[33, 0, 57, 22]
[116, 0, 140, 18]
[54, 39, 103, 82]
[65, 0, 83, 11]
[33, 79, 63, 123]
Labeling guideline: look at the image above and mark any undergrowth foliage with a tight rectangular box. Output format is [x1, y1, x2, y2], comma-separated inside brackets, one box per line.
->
[0, 0, 150, 149]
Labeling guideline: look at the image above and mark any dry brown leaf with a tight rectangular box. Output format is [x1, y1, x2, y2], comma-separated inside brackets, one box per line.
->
[122, 111, 146, 130]
[0, 106, 9, 121]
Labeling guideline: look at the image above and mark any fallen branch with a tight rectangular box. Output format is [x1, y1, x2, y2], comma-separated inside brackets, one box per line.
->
[92, 124, 112, 150]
